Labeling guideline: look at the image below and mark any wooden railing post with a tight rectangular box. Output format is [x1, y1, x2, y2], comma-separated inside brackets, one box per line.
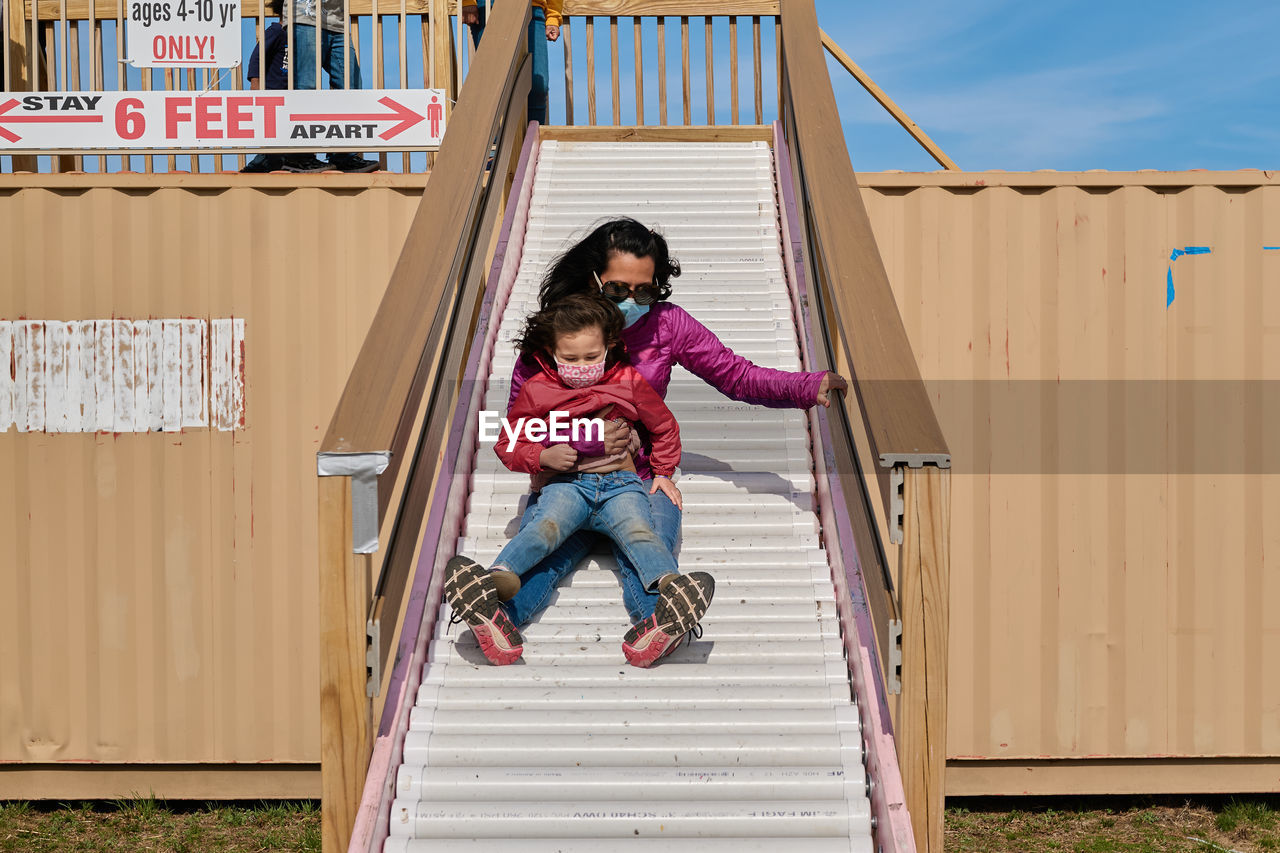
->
[898, 466, 950, 853]
[778, 1, 952, 849]
[318, 475, 374, 853]
[5, 0, 39, 171]
[431, 0, 455, 107]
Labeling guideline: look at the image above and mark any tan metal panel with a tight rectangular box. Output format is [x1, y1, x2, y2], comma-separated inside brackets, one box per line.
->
[3, 169, 1278, 797]
[858, 173, 1280, 770]
[0, 181, 423, 765]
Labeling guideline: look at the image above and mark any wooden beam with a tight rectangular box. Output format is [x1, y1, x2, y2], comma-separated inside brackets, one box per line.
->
[564, 0, 778, 13]
[0, 765, 321, 800]
[948, 758, 1280, 797]
[319, 0, 526, 461]
[31, 0, 430, 18]
[7, 0, 39, 171]
[897, 466, 950, 853]
[318, 476, 372, 853]
[540, 124, 772, 142]
[430, 0, 453, 122]
[819, 28, 958, 171]
[368, 56, 530, 704]
[779, 0, 949, 470]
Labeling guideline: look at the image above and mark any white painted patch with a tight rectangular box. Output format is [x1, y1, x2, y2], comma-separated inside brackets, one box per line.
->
[0, 324, 12, 430]
[77, 320, 96, 430]
[94, 321, 115, 433]
[0, 319, 247, 434]
[24, 322, 46, 433]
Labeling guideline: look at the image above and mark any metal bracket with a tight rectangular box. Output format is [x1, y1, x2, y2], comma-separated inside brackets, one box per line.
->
[365, 615, 380, 698]
[879, 451, 951, 468]
[317, 450, 392, 554]
[888, 466, 904, 546]
[887, 618, 903, 694]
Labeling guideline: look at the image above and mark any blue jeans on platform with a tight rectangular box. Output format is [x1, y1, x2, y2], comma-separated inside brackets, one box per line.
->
[291, 23, 362, 90]
[499, 474, 682, 626]
[467, 3, 550, 124]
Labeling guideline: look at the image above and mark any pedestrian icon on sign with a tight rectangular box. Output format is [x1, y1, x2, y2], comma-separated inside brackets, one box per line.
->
[428, 94, 443, 139]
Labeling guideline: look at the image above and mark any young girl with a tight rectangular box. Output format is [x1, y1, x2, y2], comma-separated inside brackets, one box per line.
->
[444, 294, 715, 667]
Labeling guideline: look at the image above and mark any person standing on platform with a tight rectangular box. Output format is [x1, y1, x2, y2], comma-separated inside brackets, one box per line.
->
[461, 1, 562, 125]
[289, 0, 380, 171]
[242, 0, 329, 172]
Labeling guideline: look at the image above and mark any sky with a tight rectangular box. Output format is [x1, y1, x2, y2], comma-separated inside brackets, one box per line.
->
[530, 0, 1280, 173]
[806, 0, 1280, 172]
[26, 1, 1280, 173]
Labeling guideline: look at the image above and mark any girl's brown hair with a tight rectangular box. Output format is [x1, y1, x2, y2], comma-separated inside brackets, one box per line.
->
[514, 294, 627, 365]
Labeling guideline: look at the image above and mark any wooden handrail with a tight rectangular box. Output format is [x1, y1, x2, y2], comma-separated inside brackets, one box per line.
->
[319, 5, 524, 462]
[818, 29, 959, 171]
[316, 3, 530, 851]
[25, 0, 779, 18]
[27, 0, 433, 19]
[780, 2, 950, 851]
[564, 0, 778, 12]
[779, 1, 948, 469]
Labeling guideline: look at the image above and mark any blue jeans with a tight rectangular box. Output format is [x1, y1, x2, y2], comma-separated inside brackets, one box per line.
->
[501, 481, 681, 627]
[467, 3, 550, 124]
[292, 24, 362, 90]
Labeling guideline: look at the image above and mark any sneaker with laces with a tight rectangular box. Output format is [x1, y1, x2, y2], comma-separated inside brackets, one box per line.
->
[327, 153, 379, 173]
[282, 154, 329, 173]
[443, 555, 523, 665]
[622, 572, 715, 667]
[240, 154, 283, 173]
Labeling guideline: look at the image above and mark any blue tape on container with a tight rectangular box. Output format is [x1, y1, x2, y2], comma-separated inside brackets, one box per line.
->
[1166, 246, 1211, 308]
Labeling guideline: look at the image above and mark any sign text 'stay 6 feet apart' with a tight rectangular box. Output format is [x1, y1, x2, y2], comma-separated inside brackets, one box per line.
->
[0, 90, 447, 151]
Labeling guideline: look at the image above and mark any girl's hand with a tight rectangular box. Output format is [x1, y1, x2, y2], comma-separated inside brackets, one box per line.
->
[545, 24, 560, 42]
[816, 372, 848, 407]
[600, 417, 632, 456]
[650, 475, 682, 510]
[540, 444, 578, 471]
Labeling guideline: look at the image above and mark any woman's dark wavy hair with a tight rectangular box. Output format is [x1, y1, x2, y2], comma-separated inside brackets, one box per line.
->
[514, 293, 628, 366]
[538, 218, 681, 310]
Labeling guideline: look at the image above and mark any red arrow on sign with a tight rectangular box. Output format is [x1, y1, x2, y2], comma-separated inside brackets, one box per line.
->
[0, 98, 105, 143]
[288, 96, 426, 141]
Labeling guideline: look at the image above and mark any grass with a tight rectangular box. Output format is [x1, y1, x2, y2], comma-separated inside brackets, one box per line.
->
[2, 795, 1277, 851]
[0, 798, 322, 853]
[947, 796, 1280, 853]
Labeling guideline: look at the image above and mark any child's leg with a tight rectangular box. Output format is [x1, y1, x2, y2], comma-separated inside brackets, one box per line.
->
[444, 481, 590, 665]
[589, 480, 678, 593]
[500, 490, 600, 628]
[612, 487, 681, 624]
[490, 480, 591, 577]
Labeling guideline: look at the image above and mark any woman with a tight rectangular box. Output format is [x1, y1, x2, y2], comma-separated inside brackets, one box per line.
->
[496, 218, 846, 662]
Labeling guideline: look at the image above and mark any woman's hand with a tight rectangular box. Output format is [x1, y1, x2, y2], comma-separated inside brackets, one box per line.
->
[545, 24, 560, 41]
[816, 372, 848, 408]
[540, 444, 578, 471]
[600, 417, 632, 456]
[649, 475, 682, 510]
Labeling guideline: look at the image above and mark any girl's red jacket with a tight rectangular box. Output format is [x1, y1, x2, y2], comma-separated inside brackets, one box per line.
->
[496, 356, 681, 478]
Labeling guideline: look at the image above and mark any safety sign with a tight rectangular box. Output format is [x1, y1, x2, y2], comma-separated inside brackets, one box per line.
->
[0, 90, 447, 151]
[127, 0, 241, 67]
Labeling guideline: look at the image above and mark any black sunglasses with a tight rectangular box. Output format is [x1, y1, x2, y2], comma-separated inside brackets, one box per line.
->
[594, 272, 660, 306]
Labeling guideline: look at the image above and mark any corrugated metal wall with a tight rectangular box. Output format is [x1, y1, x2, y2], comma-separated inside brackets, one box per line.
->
[0, 178, 424, 772]
[859, 173, 1280, 765]
[3, 170, 1276, 796]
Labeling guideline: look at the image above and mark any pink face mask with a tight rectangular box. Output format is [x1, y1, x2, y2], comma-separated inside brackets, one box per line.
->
[556, 359, 606, 388]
